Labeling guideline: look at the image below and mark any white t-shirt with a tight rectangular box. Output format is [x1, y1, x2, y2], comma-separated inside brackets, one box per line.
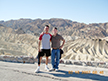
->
[39, 33, 52, 49]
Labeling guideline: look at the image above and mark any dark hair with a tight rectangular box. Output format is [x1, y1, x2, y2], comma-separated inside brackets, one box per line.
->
[45, 25, 49, 28]
[54, 27, 57, 30]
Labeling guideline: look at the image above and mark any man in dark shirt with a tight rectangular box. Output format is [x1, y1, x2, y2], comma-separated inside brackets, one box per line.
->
[51, 27, 65, 71]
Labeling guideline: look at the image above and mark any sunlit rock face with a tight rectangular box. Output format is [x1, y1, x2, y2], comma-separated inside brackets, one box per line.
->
[62, 38, 108, 62]
[0, 25, 38, 57]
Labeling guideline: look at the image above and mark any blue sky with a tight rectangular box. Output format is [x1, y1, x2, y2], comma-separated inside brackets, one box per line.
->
[0, 0, 108, 24]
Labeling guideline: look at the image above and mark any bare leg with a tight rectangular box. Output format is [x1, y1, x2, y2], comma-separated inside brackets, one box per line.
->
[45, 56, 50, 71]
[35, 56, 42, 73]
[46, 56, 48, 65]
[38, 57, 42, 66]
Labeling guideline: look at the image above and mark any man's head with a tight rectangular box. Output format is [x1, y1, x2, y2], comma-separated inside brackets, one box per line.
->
[44, 25, 49, 33]
[52, 27, 57, 35]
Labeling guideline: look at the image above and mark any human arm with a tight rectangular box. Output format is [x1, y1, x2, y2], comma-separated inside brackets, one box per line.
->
[38, 40, 41, 52]
[59, 39, 65, 49]
[38, 33, 43, 52]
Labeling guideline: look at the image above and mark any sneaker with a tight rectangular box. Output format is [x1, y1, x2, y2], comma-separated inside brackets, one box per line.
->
[35, 67, 40, 73]
[50, 68, 55, 71]
[45, 67, 50, 71]
[55, 69, 58, 72]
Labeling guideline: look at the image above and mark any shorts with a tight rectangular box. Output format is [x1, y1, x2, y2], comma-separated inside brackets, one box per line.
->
[38, 49, 51, 57]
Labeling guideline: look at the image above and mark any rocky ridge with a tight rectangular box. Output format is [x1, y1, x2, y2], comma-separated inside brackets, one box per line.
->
[0, 18, 108, 38]
[0, 24, 108, 63]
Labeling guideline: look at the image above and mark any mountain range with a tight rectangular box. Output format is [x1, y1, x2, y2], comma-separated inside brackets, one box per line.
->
[0, 18, 108, 38]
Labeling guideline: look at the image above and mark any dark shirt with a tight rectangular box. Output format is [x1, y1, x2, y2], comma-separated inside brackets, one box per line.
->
[51, 34, 64, 48]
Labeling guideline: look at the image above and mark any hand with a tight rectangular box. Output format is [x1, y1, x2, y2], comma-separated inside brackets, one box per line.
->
[59, 46, 63, 49]
[40, 32, 44, 35]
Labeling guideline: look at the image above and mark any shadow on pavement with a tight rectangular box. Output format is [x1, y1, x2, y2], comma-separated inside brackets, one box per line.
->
[38, 70, 108, 81]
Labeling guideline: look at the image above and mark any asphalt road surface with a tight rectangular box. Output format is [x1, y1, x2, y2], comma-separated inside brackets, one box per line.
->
[0, 61, 108, 81]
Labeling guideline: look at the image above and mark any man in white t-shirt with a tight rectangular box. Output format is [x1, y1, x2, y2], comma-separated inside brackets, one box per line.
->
[35, 25, 52, 73]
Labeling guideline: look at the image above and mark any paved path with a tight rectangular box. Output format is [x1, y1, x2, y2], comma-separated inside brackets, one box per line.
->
[0, 61, 108, 81]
